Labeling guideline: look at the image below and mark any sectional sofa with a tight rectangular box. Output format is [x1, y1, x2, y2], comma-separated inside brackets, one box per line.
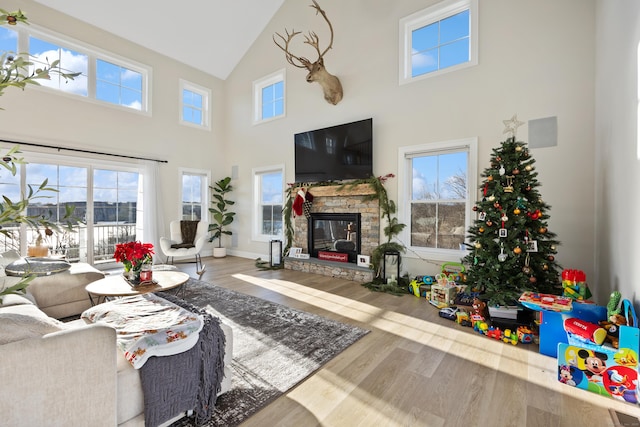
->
[0, 252, 233, 426]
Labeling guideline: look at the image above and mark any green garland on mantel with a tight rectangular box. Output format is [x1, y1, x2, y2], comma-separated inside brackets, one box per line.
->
[262, 175, 407, 291]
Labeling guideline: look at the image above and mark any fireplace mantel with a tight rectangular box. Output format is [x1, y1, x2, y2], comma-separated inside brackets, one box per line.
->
[298, 183, 376, 197]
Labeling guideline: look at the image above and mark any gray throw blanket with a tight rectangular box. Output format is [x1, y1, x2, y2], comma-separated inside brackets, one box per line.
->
[140, 293, 226, 427]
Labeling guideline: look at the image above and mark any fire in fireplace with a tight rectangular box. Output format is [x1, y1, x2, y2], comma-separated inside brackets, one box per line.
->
[308, 213, 361, 263]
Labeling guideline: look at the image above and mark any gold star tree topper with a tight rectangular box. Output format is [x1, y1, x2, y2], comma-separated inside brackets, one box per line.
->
[503, 114, 525, 138]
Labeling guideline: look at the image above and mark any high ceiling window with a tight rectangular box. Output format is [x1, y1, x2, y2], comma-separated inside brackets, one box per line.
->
[3, 24, 151, 114]
[399, 0, 478, 85]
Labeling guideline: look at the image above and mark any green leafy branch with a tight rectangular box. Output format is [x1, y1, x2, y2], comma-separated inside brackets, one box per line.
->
[0, 8, 81, 100]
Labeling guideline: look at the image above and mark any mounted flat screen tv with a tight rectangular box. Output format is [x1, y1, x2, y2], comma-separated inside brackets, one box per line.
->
[294, 118, 373, 183]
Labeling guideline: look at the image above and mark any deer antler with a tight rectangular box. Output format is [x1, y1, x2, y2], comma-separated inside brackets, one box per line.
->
[272, 0, 343, 105]
[272, 30, 312, 70]
[308, 0, 334, 58]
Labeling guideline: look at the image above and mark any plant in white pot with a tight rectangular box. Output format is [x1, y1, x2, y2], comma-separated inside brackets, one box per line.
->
[208, 176, 235, 257]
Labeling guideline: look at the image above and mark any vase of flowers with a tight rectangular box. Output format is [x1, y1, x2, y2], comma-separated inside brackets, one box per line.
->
[113, 241, 154, 285]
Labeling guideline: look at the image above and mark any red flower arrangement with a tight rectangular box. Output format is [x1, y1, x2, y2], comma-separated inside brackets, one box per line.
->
[114, 241, 154, 272]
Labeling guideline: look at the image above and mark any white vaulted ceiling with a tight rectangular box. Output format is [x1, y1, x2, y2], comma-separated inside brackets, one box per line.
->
[34, 0, 285, 80]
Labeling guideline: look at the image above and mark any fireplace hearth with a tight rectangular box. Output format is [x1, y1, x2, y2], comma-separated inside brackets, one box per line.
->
[308, 213, 361, 263]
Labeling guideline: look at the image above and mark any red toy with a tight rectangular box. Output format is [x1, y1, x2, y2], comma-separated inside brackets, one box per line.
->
[486, 326, 502, 340]
[564, 317, 607, 346]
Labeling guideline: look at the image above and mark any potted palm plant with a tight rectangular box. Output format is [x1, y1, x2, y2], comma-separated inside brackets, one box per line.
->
[208, 176, 235, 257]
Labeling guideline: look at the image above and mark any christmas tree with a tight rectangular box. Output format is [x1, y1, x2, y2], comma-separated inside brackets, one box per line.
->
[462, 115, 561, 307]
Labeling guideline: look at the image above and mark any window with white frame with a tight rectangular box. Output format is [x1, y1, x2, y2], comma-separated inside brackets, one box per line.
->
[253, 166, 284, 241]
[4, 23, 151, 113]
[96, 59, 143, 110]
[0, 151, 145, 265]
[180, 169, 210, 221]
[29, 35, 88, 96]
[253, 69, 285, 124]
[399, 0, 478, 85]
[180, 79, 211, 129]
[398, 138, 477, 261]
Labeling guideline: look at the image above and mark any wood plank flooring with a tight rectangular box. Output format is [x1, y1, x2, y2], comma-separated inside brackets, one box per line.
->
[175, 256, 640, 427]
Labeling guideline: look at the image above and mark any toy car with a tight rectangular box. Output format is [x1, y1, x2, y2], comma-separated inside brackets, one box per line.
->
[439, 306, 459, 320]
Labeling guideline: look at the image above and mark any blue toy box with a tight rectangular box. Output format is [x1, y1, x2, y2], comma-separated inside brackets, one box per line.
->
[556, 300, 639, 405]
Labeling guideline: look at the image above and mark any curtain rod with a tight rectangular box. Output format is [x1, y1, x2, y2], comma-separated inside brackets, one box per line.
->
[0, 138, 168, 164]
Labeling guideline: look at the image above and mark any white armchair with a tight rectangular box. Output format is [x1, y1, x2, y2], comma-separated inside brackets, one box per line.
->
[159, 220, 208, 269]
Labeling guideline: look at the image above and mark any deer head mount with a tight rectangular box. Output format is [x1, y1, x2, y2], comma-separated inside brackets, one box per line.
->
[273, 0, 343, 105]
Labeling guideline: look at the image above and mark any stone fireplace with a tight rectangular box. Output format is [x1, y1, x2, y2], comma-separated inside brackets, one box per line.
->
[285, 183, 379, 282]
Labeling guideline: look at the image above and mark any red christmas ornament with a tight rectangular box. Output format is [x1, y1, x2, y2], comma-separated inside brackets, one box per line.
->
[512, 168, 520, 175]
[547, 255, 555, 262]
[529, 276, 537, 283]
[493, 202, 500, 209]
[472, 205, 478, 211]
[486, 220, 493, 227]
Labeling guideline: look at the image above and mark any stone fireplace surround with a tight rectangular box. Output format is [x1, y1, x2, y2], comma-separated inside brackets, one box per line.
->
[284, 183, 379, 282]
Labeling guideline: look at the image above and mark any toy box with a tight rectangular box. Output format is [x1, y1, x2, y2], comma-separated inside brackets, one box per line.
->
[429, 284, 459, 308]
[556, 300, 639, 406]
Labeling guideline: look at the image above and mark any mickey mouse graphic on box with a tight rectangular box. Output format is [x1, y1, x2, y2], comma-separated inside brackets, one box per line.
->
[556, 298, 640, 406]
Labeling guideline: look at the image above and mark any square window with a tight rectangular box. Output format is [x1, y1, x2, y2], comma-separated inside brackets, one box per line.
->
[400, 0, 478, 84]
[97, 59, 142, 110]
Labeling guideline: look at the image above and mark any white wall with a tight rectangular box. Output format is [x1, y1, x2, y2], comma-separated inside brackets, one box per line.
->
[0, 0, 226, 254]
[1, 0, 608, 302]
[595, 0, 640, 307]
[226, 0, 597, 287]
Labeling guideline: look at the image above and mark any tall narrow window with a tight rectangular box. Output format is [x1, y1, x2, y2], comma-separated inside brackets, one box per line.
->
[180, 79, 211, 129]
[399, 138, 477, 261]
[253, 69, 285, 124]
[253, 166, 284, 241]
[399, 0, 478, 84]
[180, 169, 209, 221]
[96, 59, 143, 110]
[93, 169, 140, 262]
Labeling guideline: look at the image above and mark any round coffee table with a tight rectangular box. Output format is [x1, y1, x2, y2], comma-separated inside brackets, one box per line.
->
[86, 271, 190, 305]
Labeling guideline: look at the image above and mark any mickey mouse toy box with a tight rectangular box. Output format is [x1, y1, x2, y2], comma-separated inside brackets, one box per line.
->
[556, 298, 639, 405]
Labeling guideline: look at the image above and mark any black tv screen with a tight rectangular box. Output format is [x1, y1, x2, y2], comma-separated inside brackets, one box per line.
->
[294, 118, 373, 183]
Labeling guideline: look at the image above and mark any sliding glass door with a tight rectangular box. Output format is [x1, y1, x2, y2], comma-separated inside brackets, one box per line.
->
[0, 151, 143, 267]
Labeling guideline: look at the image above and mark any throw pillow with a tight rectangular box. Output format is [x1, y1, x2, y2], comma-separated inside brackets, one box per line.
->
[0, 312, 66, 345]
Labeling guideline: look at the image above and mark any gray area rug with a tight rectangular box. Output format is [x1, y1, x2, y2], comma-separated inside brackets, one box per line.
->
[169, 278, 369, 427]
